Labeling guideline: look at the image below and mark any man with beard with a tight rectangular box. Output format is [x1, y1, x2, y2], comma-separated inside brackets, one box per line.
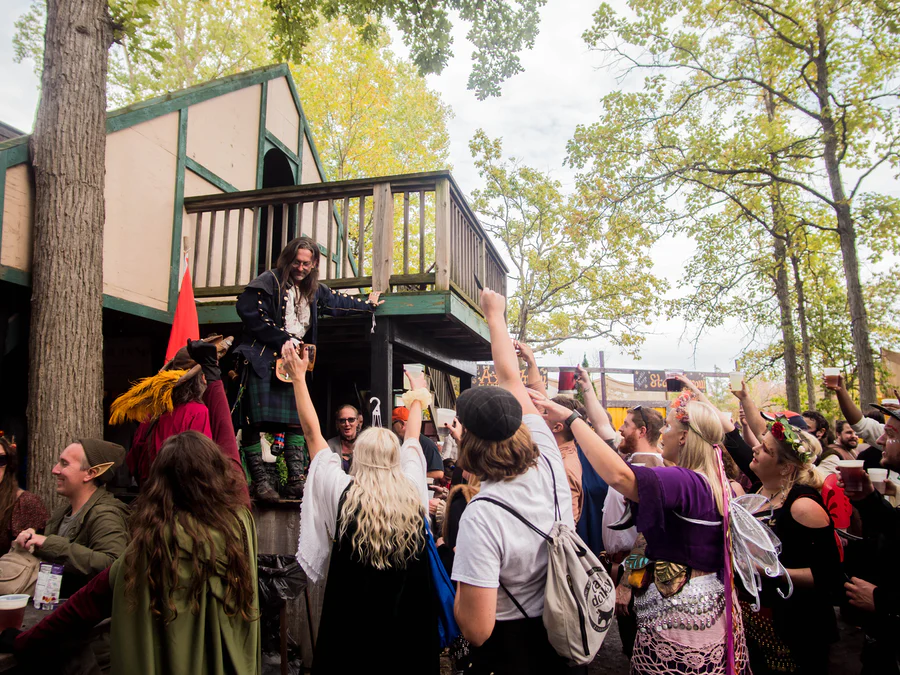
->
[817, 419, 860, 474]
[234, 236, 382, 501]
[327, 405, 363, 472]
[841, 406, 900, 674]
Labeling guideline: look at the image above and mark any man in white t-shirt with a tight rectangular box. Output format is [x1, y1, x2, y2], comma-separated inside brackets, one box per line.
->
[451, 288, 576, 675]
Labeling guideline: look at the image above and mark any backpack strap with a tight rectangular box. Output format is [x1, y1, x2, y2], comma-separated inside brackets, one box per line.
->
[470, 497, 551, 541]
[499, 582, 530, 620]
[542, 453, 561, 522]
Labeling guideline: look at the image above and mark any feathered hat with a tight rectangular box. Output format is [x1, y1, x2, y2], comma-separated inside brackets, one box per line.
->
[109, 335, 231, 425]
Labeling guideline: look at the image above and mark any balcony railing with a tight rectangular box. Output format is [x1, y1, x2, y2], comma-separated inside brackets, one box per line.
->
[182, 170, 507, 310]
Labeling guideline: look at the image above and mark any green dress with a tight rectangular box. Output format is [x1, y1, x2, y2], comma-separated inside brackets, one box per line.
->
[108, 508, 260, 675]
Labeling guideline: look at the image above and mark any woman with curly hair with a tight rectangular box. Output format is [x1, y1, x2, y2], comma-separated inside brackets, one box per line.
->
[726, 389, 842, 675]
[4, 431, 258, 675]
[284, 343, 436, 674]
[0, 433, 48, 554]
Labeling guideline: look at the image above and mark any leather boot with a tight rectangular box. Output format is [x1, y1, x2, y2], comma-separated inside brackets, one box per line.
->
[282, 443, 308, 499]
[245, 450, 280, 502]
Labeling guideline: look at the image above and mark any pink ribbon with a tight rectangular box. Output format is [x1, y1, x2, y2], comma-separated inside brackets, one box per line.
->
[714, 444, 736, 674]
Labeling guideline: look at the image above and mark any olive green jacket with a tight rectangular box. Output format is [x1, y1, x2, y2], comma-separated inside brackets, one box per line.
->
[37, 487, 129, 594]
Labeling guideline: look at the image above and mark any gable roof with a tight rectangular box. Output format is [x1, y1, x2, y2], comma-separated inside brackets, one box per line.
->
[0, 122, 24, 142]
[0, 64, 329, 181]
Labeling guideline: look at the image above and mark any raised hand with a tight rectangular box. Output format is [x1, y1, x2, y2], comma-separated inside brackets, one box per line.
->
[527, 389, 573, 425]
[479, 288, 506, 320]
[281, 341, 309, 379]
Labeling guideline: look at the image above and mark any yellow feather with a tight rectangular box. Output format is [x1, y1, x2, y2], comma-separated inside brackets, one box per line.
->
[108, 370, 189, 425]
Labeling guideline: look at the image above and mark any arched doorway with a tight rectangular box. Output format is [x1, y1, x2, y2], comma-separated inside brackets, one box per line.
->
[257, 148, 296, 275]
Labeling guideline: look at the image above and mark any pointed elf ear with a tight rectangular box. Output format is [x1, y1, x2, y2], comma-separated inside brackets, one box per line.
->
[89, 462, 115, 479]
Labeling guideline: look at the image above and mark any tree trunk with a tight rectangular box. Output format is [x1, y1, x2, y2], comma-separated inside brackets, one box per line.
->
[814, 18, 877, 407]
[790, 253, 816, 411]
[27, 0, 112, 508]
[772, 236, 801, 412]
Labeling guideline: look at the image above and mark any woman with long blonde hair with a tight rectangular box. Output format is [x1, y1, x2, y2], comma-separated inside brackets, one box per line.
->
[530, 391, 750, 675]
[284, 343, 437, 674]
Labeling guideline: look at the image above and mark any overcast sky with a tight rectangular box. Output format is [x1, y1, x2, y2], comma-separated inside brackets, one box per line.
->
[2, 0, 886, 376]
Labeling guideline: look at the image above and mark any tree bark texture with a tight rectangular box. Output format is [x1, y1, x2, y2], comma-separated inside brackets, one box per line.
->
[790, 254, 816, 411]
[27, 0, 113, 508]
[815, 18, 877, 407]
[772, 236, 801, 412]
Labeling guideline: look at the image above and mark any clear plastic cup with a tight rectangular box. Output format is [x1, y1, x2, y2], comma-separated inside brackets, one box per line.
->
[404, 364, 424, 390]
[729, 372, 744, 391]
[435, 408, 456, 438]
[868, 468, 888, 493]
[838, 460, 865, 491]
[882, 399, 900, 406]
[824, 367, 841, 388]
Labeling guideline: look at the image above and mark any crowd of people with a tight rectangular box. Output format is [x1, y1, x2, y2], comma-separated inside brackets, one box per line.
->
[0, 236, 897, 675]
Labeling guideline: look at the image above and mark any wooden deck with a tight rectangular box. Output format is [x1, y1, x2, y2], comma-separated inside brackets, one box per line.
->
[186, 170, 508, 409]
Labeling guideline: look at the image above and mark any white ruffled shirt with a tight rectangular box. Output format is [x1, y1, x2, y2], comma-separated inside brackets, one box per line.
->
[296, 438, 428, 585]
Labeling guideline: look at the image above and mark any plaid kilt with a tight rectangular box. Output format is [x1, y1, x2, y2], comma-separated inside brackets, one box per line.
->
[245, 369, 301, 427]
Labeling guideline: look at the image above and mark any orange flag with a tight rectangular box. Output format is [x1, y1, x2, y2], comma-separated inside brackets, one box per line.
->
[165, 251, 199, 361]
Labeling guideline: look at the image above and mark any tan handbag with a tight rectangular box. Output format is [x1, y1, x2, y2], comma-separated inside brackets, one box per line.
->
[0, 546, 41, 596]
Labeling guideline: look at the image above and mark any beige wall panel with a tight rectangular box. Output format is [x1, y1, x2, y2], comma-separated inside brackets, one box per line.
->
[187, 86, 260, 192]
[103, 112, 179, 310]
[300, 135, 323, 185]
[266, 77, 301, 155]
[1, 165, 34, 272]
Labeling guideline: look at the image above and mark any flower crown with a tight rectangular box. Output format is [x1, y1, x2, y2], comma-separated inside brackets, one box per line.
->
[767, 416, 811, 464]
[671, 390, 696, 425]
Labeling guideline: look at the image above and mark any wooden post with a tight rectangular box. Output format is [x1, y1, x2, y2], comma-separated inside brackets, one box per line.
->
[434, 178, 451, 291]
[371, 182, 394, 294]
[371, 317, 393, 420]
[598, 350, 608, 409]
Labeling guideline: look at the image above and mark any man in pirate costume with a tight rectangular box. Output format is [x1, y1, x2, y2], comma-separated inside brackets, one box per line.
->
[234, 235, 381, 501]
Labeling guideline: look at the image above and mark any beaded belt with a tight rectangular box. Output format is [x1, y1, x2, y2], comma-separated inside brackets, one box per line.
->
[634, 573, 726, 633]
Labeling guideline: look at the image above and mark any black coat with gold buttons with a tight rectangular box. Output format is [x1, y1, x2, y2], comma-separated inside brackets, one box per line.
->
[234, 270, 375, 378]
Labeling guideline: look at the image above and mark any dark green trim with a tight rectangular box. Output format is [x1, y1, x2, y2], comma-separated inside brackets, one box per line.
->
[185, 157, 238, 193]
[377, 291, 449, 316]
[264, 131, 300, 167]
[0, 265, 31, 286]
[198, 303, 240, 324]
[103, 294, 173, 323]
[0, 138, 29, 164]
[256, 82, 268, 190]
[107, 64, 290, 134]
[283, 72, 306, 176]
[168, 108, 188, 313]
[301, 119, 329, 184]
[449, 293, 491, 342]
[0, 65, 295, 158]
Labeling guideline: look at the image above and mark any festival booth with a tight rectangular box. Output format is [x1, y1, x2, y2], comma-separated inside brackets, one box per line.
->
[0, 66, 507, 671]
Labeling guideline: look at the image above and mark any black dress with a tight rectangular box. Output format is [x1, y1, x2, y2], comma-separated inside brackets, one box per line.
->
[313, 492, 440, 674]
[724, 429, 843, 674]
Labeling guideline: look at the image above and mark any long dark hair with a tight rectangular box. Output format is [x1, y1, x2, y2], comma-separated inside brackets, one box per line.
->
[0, 436, 19, 533]
[275, 236, 320, 304]
[123, 431, 256, 623]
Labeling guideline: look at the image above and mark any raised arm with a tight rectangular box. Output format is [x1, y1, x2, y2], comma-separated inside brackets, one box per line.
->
[283, 343, 328, 460]
[403, 369, 428, 443]
[826, 374, 863, 425]
[514, 340, 546, 398]
[529, 390, 636, 501]
[673, 373, 735, 433]
[481, 289, 538, 416]
[732, 380, 767, 440]
[576, 365, 616, 441]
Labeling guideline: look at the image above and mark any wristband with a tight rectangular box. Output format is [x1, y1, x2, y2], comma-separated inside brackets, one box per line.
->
[564, 410, 583, 428]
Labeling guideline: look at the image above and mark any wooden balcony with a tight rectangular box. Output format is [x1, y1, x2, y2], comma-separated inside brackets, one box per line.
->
[183, 169, 507, 307]
[183, 170, 508, 407]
